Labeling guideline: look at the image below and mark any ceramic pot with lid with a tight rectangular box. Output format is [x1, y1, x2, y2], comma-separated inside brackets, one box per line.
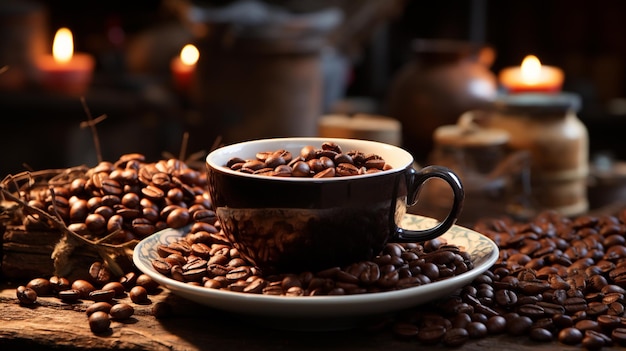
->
[386, 38, 498, 164]
[486, 93, 589, 217]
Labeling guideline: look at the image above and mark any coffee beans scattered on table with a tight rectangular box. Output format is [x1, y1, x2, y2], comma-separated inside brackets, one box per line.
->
[224, 141, 392, 178]
[14, 196, 626, 349]
[15, 272, 147, 334]
[381, 210, 626, 349]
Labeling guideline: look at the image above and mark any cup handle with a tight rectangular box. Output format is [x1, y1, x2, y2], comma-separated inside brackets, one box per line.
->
[395, 165, 464, 242]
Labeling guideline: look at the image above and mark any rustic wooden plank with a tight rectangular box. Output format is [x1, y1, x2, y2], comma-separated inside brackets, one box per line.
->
[0, 284, 621, 351]
[1, 226, 116, 281]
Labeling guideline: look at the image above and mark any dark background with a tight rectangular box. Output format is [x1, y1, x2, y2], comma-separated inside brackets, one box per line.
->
[2, 0, 626, 176]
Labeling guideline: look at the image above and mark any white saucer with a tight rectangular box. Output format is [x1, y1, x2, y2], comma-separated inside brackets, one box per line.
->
[133, 214, 498, 330]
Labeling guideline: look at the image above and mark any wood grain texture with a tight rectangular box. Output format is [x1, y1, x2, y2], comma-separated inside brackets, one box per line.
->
[0, 283, 620, 351]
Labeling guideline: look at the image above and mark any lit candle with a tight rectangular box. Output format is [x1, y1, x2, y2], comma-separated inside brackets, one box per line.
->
[171, 44, 199, 92]
[499, 55, 564, 93]
[35, 27, 95, 96]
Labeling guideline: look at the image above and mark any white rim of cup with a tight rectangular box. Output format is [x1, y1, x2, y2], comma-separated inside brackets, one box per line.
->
[206, 137, 414, 182]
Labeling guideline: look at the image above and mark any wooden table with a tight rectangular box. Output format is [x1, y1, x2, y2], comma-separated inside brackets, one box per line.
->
[1, 282, 622, 351]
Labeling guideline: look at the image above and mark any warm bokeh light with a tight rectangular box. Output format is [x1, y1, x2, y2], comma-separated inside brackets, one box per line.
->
[52, 28, 74, 64]
[499, 54, 564, 93]
[520, 55, 542, 84]
[180, 44, 199, 66]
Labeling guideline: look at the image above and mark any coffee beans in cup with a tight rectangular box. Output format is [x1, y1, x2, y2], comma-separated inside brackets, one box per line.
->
[224, 141, 392, 178]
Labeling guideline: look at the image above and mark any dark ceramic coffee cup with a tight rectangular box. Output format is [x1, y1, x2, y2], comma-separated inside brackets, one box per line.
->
[206, 137, 464, 274]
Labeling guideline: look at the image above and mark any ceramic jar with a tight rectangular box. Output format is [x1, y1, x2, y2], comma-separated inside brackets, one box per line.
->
[386, 39, 498, 164]
[415, 112, 513, 226]
[487, 93, 589, 217]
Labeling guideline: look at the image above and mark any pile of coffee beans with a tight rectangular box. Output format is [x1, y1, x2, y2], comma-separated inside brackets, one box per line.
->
[381, 210, 626, 349]
[151, 226, 473, 296]
[224, 141, 392, 178]
[16, 153, 213, 243]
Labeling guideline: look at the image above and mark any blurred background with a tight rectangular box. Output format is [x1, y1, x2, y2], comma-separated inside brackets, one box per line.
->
[3, 0, 626, 223]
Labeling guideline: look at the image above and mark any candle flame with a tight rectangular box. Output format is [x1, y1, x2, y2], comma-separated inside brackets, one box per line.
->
[180, 44, 199, 66]
[520, 55, 542, 84]
[53, 28, 74, 64]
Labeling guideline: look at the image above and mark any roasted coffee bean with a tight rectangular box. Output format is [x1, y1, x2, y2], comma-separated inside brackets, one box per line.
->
[442, 327, 469, 346]
[49, 276, 71, 293]
[129, 286, 149, 303]
[58, 289, 81, 302]
[166, 207, 190, 228]
[135, 274, 159, 293]
[529, 327, 553, 342]
[71, 280, 96, 299]
[494, 289, 517, 306]
[85, 213, 106, 233]
[89, 289, 116, 302]
[26, 278, 52, 297]
[466, 321, 488, 339]
[558, 327, 584, 345]
[89, 262, 111, 286]
[612, 328, 626, 346]
[86, 302, 113, 316]
[110, 303, 134, 320]
[313, 167, 335, 178]
[16, 286, 37, 305]
[132, 217, 156, 237]
[101, 282, 125, 298]
[88, 311, 111, 334]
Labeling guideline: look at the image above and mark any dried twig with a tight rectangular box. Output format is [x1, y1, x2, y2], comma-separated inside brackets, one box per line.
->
[179, 132, 189, 163]
[80, 97, 106, 164]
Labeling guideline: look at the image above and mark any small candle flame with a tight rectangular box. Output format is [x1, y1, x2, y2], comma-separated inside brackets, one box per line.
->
[53, 28, 74, 64]
[180, 44, 199, 66]
[520, 55, 542, 84]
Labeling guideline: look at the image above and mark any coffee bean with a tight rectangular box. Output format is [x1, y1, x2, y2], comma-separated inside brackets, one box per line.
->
[58, 289, 81, 302]
[88, 311, 111, 334]
[86, 302, 112, 316]
[442, 327, 469, 347]
[529, 327, 553, 342]
[16, 286, 37, 305]
[88, 289, 115, 302]
[612, 328, 626, 346]
[71, 280, 96, 299]
[101, 282, 125, 298]
[49, 276, 71, 293]
[495, 289, 517, 306]
[129, 286, 149, 303]
[89, 262, 111, 286]
[558, 327, 584, 345]
[136, 274, 159, 293]
[110, 303, 134, 320]
[26, 278, 52, 297]
[466, 321, 488, 339]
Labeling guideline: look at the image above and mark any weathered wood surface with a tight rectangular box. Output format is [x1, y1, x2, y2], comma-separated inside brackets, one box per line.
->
[0, 283, 621, 351]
